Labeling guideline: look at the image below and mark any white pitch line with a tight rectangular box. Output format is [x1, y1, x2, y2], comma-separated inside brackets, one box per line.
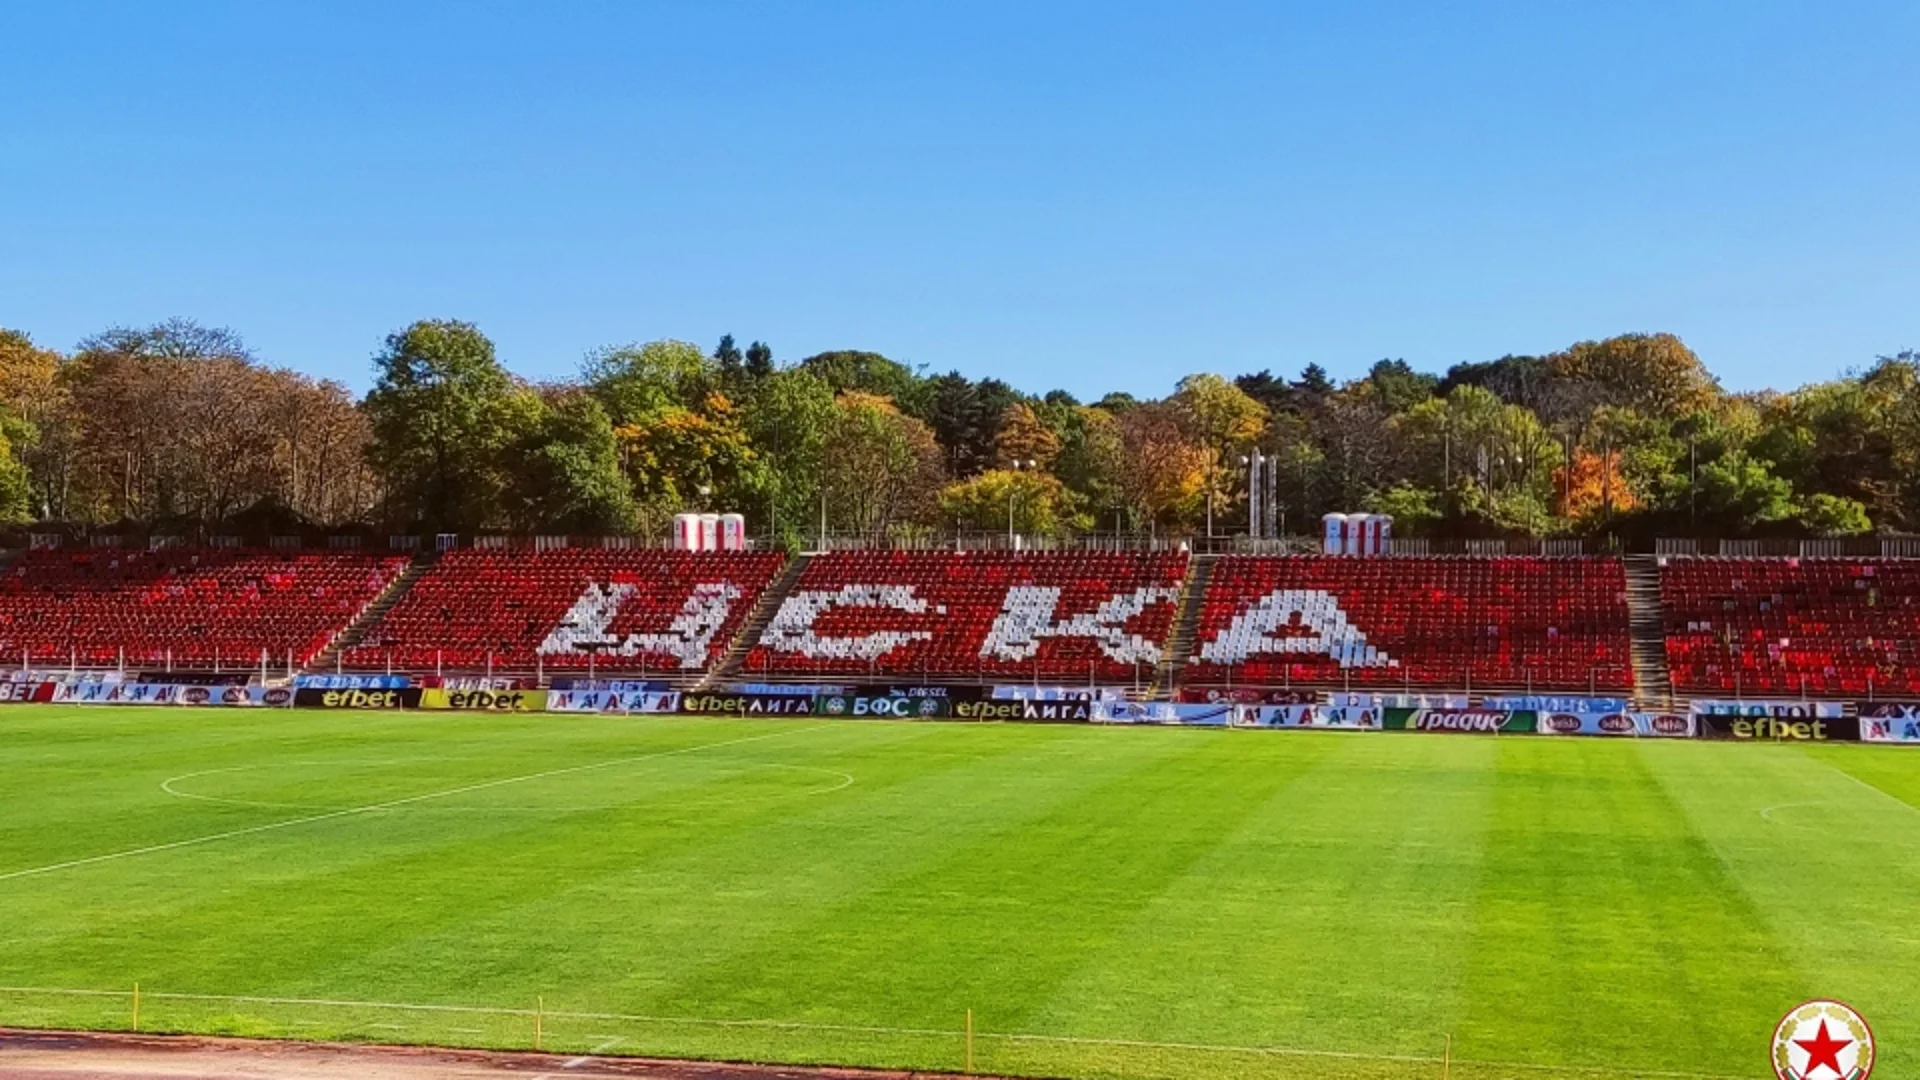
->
[0, 985, 1748, 1078]
[564, 1035, 625, 1067]
[0, 725, 824, 884]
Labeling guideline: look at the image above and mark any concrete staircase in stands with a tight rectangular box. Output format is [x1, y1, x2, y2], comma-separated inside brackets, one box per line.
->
[1623, 554, 1675, 705]
[1149, 553, 1215, 700]
[704, 552, 811, 688]
[306, 550, 438, 674]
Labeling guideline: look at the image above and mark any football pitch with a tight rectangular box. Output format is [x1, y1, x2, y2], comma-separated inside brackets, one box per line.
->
[0, 708, 1914, 1080]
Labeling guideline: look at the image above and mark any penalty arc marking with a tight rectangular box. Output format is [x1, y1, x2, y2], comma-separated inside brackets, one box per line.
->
[0, 725, 826, 885]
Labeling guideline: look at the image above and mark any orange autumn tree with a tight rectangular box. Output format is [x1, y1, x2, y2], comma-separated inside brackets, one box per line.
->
[1554, 448, 1641, 520]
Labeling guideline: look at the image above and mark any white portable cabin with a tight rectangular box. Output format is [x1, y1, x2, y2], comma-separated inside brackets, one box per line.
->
[672, 513, 701, 551]
[698, 513, 721, 553]
[719, 513, 747, 551]
[1322, 513, 1349, 555]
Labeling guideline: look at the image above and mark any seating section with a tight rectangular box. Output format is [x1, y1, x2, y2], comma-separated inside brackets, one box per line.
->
[0, 549, 407, 667]
[741, 551, 1189, 681]
[343, 548, 785, 674]
[1660, 558, 1920, 696]
[1186, 556, 1633, 693]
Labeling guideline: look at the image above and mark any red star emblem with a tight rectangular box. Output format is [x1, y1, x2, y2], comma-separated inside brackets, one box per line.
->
[1794, 1019, 1851, 1077]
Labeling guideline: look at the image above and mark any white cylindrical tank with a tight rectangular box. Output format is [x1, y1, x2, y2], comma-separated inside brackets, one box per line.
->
[699, 513, 721, 553]
[719, 513, 746, 551]
[1322, 513, 1348, 555]
[1345, 513, 1369, 556]
[672, 513, 700, 551]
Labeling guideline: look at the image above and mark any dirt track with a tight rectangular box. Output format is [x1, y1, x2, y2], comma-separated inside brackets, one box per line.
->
[0, 1030, 988, 1080]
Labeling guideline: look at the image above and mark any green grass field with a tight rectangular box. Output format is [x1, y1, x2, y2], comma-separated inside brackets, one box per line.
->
[0, 707, 1915, 1080]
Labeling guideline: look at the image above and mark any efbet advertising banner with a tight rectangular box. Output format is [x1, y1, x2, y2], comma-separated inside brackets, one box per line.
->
[419, 688, 549, 712]
[1535, 711, 1695, 738]
[1857, 703, 1920, 744]
[1233, 703, 1381, 730]
[676, 692, 820, 716]
[1092, 701, 1232, 725]
[1384, 708, 1537, 734]
[546, 689, 680, 714]
[293, 686, 423, 710]
[1693, 712, 1860, 742]
[817, 693, 952, 720]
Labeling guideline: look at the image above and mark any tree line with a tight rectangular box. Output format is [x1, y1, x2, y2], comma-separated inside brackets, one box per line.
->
[1, 317, 1915, 545]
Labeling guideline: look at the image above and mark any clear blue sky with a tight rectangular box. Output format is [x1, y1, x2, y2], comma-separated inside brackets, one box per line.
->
[2, 1, 1914, 398]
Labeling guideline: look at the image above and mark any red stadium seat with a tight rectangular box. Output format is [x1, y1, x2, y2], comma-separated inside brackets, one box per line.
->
[0, 549, 408, 668]
[342, 548, 785, 675]
[741, 550, 1189, 682]
[1659, 557, 1920, 697]
[1185, 555, 1634, 693]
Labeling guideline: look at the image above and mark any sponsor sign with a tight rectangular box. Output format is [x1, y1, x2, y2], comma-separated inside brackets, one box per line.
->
[991, 685, 1127, 702]
[1771, 999, 1874, 1080]
[1482, 696, 1629, 715]
[1330, 692, 1470, 710]
[950, 698, 1092, 722]
[1234, 704, 1380, 729]
[1179, 687, 1317, 705]
[545, 689, 679, 714]
[296, 674, 412, 690]
[0, 681, 55, 703]
[1384, 708, 1537, 734]
[817, 694, 952, 719]
[419, 688, 550, 712]
[550, 678, 673, 693]
[1092, 701, 1233, 725]
[677, 692, 818, 716]
[1535, 711, 1695, 738]
[1692, 700, 1844, 719]
[1695, 714, 1860, 741]
[293, 687, 423, 709]
[1857, 703, 1920, 744]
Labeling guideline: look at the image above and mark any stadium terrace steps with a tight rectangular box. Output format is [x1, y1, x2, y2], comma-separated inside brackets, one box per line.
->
[706, 551, 812, 687]
[305, 550, 441, 674]
[1623, 555, 1675, 704]
[1151, 553, 1215, 698]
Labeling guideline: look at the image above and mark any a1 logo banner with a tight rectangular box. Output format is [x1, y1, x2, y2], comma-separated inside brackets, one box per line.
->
[1856, 702, 1920, 744]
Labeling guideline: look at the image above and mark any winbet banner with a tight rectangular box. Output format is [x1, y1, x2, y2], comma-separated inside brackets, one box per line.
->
[1384, 708, 1537, 734]
[418, 688, 549, 712]
[1092, 701, 1233, 726]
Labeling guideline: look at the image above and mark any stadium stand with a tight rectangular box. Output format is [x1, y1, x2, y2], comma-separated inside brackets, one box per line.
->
[341, 548, 785, 675]
[1185, 555, 1634, 692]
[1660, 557, 1920, 696]
[739, 550, 1189, 682]
[0, 548, 408, 667]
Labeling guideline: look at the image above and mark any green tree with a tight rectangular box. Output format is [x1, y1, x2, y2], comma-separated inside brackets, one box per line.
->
[820, 391, 943, 539]
[1697, 449, 1794, 529]
[938, 468, 1078, 535]
[796, 350, 924, 411]
[1794, 493, 1871, 537]
[1550, 333, 1718, 420]
[740, 367, 835, 546]
[504, 389, 636, 533]
[365, 320, 539, 532]
[583, 339, 716, 427]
